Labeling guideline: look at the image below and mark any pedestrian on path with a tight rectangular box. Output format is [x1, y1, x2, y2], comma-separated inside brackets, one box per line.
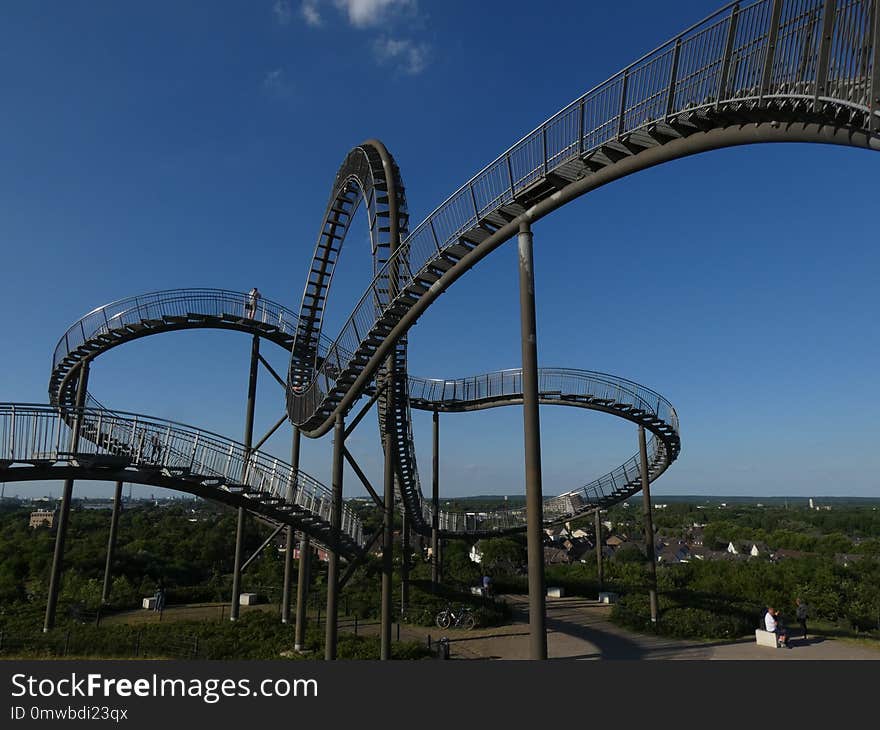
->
[795, 597, 809, 640]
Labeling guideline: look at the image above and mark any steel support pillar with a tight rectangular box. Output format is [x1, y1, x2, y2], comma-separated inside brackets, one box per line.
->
[639, 425, 659, 623]
[595, 509, 604, 594]
[281, 427, 301, 624]
[44, 360, 90, 632]
[380, 410, 395, 660]
[431, 410, 440, 590]
[400, 508, 410, 614]
[293, 532, 311, 651]
[101, 480, 124, 604]
[518, 220, 547, 660]
[324, 413, 344, 660]
[230, 334, 260, 621]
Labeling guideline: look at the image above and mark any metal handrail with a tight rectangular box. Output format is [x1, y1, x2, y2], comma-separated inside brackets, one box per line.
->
[51, 288, 342, 379]
[0, 404, 363, 548]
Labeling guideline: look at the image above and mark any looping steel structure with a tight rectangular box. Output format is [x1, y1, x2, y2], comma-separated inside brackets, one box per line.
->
[0, 0, 878, 642]
[283, 0, 880, 535]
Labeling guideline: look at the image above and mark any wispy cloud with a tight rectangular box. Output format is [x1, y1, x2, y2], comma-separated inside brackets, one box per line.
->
[272, 0, 293, 25]
[262, 68, 294, 99]
[373, 36, 428, 75]
[301, 1, 322, 27]
[280, 1, 430, 74]
[333, 0, 416, 28]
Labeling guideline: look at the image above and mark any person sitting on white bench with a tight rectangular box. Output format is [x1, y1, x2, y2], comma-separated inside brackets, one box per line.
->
[764, 606, 790, 648]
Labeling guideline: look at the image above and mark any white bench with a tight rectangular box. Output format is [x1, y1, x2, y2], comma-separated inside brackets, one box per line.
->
[755, 629, 780, 648]
[598, 591, 618, 604]
[546, 586, 565, 598]
[239, 593, 261, 606]
[142, 597, 157, 610]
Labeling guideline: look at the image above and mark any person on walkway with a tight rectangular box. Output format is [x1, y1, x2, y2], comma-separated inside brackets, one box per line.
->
[245, 287, 261, 319]
[150, 433, 161, 463]
[795, 597, 809, 640]
[482, 573, 492, 598]
[764, 605, 789, 647]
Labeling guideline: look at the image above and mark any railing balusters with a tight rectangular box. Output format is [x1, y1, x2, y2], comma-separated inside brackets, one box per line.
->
[666, 38, 683, 119]
[617, 71, 629, 137]
[577, 97, 586, 155]
[815, 0, 840, 110]
[761, 0, 787, 104]
[718, 4, 741, 108]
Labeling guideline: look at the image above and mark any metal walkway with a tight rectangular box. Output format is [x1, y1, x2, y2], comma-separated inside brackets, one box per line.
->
[28, 288, 679, 545]
[285, 0, 880, 535]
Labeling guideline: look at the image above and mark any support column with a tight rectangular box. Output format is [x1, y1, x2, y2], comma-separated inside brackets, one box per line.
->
[44, 360, 90, 632]
[639, 425, 659, 623]
[518, 220, 547, 660]
[101, 480, 124, 604]
[380, 412, 395, 660]
[431, 410, 440, 590]
[293, 532, 311, 651]
[324, 413, 344, 660]
[400, 508, 410, 613]
[231, 334, 260, 621]
[281, 427, 301, 624]
[595, 509, 604, 594]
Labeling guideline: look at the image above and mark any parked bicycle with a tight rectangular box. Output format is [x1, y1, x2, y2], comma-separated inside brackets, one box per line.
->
[435, 604, 476, 630]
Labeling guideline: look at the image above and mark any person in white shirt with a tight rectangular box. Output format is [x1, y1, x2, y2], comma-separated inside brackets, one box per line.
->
[764, 606, 789, 647]
[245, 287, 261, 319]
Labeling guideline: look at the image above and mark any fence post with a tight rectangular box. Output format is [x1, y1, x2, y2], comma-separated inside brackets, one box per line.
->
[665, 38, 682, 120]
[717, 5, 741, 109]
[759, 0, 785, 105]
[814, 0, 839, 112]
[396, 622, 400, 642]
[0, 631, 4, 651]
[63, 631, 70, 656]
[354, 615, 358, 637]
[192, 636, 199, 659]
[134, 631, 141, 657]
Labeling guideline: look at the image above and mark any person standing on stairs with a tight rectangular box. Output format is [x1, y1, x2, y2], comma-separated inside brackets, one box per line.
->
[245, 287, 261, 319]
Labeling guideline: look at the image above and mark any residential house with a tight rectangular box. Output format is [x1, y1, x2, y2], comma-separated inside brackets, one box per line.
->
[656, 542, 691, 564]
[468, 543, 484, 564]
[544, 546, 571, 565]
[727, 540, 769, 557]
[29, 509, 56, 529]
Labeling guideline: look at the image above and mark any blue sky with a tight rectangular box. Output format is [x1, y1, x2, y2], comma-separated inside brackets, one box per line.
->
[1, 0, 878, 502]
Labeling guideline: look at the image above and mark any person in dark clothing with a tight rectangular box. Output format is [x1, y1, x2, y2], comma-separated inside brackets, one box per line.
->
[795, 597, 809, 640]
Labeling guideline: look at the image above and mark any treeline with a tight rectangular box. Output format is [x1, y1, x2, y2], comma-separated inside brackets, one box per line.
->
[0, 504, 286, 614]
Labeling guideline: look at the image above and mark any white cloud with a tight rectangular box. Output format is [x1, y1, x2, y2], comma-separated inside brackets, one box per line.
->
[262, 68, 294, 98]
[373, 36, 428, 75]
[272, 0, 293, 25]
[333, 0, 415, 28]
[301, 1, 322, 26]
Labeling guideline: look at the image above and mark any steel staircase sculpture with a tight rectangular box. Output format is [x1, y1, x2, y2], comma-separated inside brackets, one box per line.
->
[37, 287, 679, 543]
[0, 403, 364, 556]
[1, 0, 877, 554]
[284, 0, 880, 535]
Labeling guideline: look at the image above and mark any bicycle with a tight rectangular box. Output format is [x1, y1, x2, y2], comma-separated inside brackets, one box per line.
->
[435, 604, 476, 630]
